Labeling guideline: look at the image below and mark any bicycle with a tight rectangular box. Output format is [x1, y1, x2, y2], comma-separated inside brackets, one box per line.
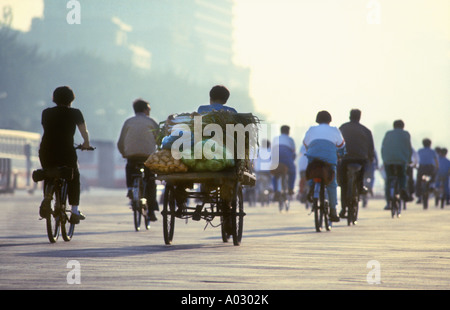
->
[255, 171, 271, 206]
[386, 165, 403, 218]
[130, 162, 152, 231]
[344, 163, 362, 226]
[33, 145, 94, 243]
[306, 159, 333, 232]
[271, 164, 290, 212]
[421, 173, 434, 210]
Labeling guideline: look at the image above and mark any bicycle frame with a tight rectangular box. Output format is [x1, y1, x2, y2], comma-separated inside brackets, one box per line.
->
[345, 163, 362, 226]
[42, 167, 75, 243]
[130, 164, 150, 231]
[421, 174, 432, 210]
[312, 178, 331, 232]
[388, 176, 401, 218]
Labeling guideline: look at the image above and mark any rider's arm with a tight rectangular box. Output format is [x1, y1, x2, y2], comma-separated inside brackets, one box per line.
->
[77, 122, 91, 149]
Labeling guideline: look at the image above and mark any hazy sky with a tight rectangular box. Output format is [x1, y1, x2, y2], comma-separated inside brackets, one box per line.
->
[1, 0, 449, 149]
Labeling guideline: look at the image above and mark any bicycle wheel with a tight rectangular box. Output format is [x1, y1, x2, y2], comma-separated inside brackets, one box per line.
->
[422, 189, 429, 209]
[162, 184, 176, 245]
[231, 183, 244, 246]
[391, 199, 399, 218]
[313, 198, 321, 232]
[132, 177, 143, 231]
[45, 189, 60, 243]
[61, 209, 75, 242]
[313, 182, 323, 232]
[323, 201, 331, 231]
[347, 183, 359, 226]
[59, 183, 74, 242]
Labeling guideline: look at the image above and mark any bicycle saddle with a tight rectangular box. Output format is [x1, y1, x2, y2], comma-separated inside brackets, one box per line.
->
[306, 159, 334, 185]
[270, 163, 289, 177]
[346, 163, 362, 173]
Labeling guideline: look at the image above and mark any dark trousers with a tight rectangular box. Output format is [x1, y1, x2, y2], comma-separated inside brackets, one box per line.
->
[126, 159, 158, 211]
[39, 148, 80, 206]
[338, 158, 367, 206]
[416, 164, 437, 197]
[384, 164, 407, 200]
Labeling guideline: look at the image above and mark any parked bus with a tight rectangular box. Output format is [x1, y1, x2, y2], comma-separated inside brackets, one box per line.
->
[0, 129, 41, 193]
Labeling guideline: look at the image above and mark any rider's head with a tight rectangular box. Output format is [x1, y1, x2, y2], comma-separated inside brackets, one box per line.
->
[316, 111, 332, 124]
[209, 85, 230, 104]
[280, 125, 290, 135]
[349, 109, 361, 122]
[422, 138, 432, 148]
[393, 120, 404, 129]
[133, 99, 150, 114]
[53, 86, 75, 106]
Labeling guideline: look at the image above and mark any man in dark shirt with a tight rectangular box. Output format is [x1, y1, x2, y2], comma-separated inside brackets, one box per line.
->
[338, 109, 375, 217]
[39, 86, 91, 223]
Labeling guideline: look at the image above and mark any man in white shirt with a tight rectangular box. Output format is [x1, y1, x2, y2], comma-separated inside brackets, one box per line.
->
[303, 111, 345, 222]
[117, 99, 159, 221]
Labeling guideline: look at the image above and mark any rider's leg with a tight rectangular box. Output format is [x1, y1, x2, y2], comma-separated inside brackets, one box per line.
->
[326, 165, 340, 222]
[68, 168, 85, 223]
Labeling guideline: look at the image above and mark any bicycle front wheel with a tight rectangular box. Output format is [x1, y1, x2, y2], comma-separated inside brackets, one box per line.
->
[61, 207, 75, 242]
[313, 199, 322, 232]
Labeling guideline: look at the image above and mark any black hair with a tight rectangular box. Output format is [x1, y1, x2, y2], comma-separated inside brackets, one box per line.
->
[422, 138, 432, 148]
[350, 109, 361, 122]
[209, 85, 230, 104]
[133, 99, 150, 113]
[53, 86, 75, 106]
[316, 111, 332, 124]
[280, 125, 290, 134]
[393, 120, 404, 129]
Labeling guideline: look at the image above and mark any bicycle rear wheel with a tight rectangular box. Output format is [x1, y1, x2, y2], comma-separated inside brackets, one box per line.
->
[45, 190, 60, 243]
[231, 184, 244, 246]
[313, 199, 323, 232]
[162, 185, 176, 245]
[132, 177, 146, 231]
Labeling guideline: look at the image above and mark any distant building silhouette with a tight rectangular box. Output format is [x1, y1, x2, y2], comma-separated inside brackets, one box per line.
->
[24, 0, 249, 90]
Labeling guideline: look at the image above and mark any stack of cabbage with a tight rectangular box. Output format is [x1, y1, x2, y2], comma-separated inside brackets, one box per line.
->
[144, 149, 189, 173]
[151, 110, 259, 173]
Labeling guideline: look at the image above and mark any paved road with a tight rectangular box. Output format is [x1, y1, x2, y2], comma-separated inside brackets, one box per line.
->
[1, 188, 449, 291]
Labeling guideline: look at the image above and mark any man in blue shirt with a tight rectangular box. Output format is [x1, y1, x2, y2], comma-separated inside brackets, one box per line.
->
[197, 85, 237, 114]
[436, 148, 450, 205]
[416, 138, 439, 203]
[381, 120, 412, 203]
[271, 125, 296, 196]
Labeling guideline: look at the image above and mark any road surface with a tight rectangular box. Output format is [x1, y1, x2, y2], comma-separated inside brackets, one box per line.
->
[1, 188, 449, 292]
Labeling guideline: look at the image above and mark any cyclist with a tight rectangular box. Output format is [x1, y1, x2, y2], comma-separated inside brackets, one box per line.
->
[338, 109, 375, 217]
[436, 147, 450, 205]
[271, 125, 296, 198]
[415, 138, 439, 204]
[117, 99, 160, 221]
[298, 144, 309, 204]
[303, 111, 345, 222]
[254, 139, 273, 203]
[381, 120, 412, 206]
[38, 86, 92, 224]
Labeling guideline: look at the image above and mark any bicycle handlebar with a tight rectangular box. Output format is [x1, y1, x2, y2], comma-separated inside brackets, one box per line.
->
[75, 144, 96, 151]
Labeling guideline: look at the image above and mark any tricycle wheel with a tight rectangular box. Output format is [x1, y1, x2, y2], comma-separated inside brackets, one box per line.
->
[162, 184, 176, 245]
[231, 184, 244, 246]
